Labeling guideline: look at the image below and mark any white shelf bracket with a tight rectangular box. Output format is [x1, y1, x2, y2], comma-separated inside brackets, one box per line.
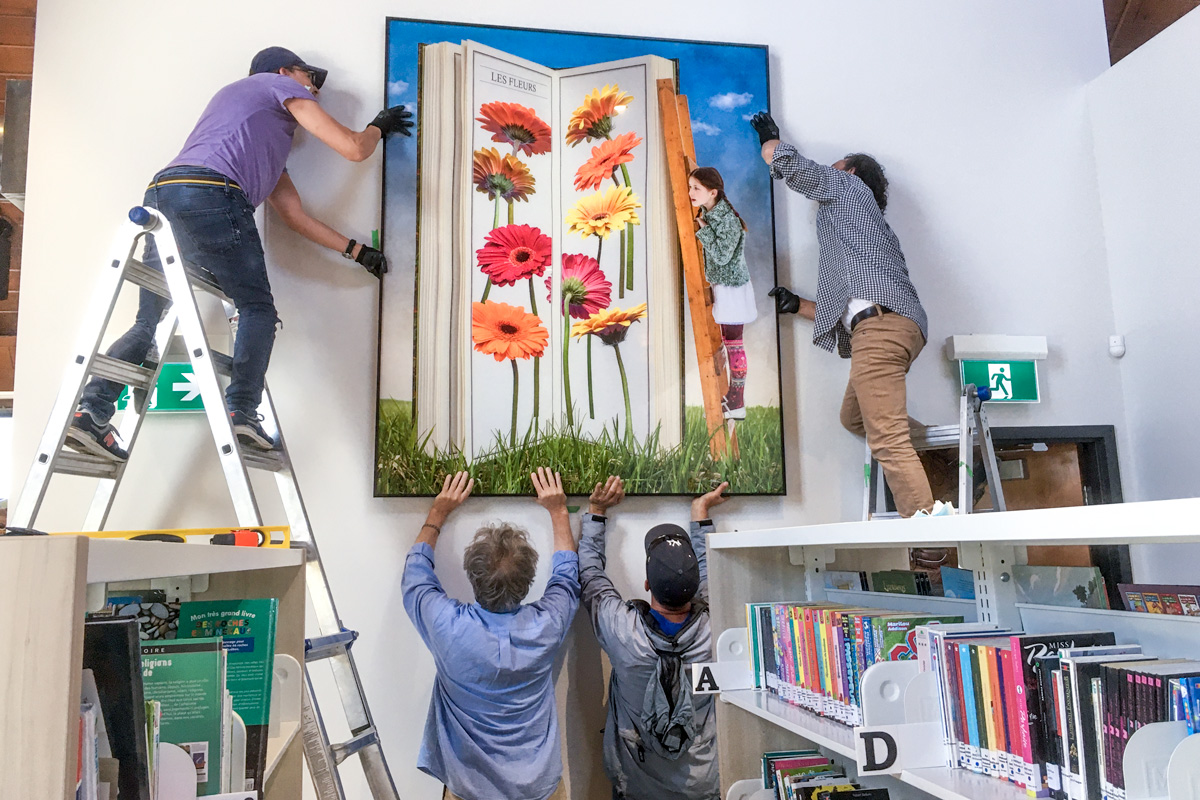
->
[793, 546, 836, 602]
[960, 541, 1021, 630]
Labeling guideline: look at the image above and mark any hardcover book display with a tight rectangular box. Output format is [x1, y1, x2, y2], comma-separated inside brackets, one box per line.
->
[376, 19, 786, 495]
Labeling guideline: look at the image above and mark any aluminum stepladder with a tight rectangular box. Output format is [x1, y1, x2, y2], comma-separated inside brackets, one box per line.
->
[862, 384, 1008, 519]
[9, 207, 401, 800]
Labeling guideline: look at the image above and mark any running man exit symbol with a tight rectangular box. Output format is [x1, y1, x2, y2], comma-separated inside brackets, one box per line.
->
[988, 363, 1012, 400]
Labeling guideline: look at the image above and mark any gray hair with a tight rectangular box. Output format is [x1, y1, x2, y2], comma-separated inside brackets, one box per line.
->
[463, 523, 539, 612]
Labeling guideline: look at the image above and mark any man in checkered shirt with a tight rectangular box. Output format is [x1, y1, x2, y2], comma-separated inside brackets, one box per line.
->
[750, 111, 943, 518]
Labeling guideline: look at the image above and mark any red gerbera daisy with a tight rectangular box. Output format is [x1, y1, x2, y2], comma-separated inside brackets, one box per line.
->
[546, 253, 613, 320]
[476, 224, 553, 286]
[573, 131, 642, 191]
[477, 101, 553, 157]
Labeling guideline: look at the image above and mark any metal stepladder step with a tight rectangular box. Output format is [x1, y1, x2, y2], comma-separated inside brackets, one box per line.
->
[10, 207, 401, 800]
[862, 383, 1008, 520]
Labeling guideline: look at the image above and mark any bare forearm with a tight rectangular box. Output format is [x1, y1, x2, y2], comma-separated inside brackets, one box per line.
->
[549, 508, 575, 552]
[761, 139, 779, 164]
[278, 209, 362, 257]
[416, 508, 448, 547]
[797, 297, 816, 320]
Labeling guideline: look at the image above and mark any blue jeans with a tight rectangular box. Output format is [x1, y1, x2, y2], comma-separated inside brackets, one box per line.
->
[80, 166, 279, 423]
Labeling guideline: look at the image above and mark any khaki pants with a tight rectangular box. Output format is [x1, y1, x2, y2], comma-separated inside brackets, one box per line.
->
[840, 312, 934, 517]
[443, 782, 567, 800]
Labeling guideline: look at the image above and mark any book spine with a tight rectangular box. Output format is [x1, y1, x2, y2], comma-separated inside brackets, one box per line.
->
[961, 643, 982, 770]
[1061, 660, 1080, 800]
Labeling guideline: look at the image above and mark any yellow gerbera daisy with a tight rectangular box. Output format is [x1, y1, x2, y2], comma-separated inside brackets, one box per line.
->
[566, 84, 634, 146]
[566, 186, 641, 240]
[571, 303, 648, 345]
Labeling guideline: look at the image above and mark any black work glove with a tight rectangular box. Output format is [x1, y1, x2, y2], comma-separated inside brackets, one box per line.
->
[749, 111, 780, 146]
[768, 285, 800, 315]
[368, 106, 414, 137]
[356, 245, 388, 278]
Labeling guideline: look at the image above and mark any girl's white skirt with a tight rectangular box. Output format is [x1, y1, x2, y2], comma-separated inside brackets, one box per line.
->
[711, 279, 759, 325]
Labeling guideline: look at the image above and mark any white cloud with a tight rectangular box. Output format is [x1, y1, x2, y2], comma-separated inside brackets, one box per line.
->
[692, 121, 722, 136]
[742, 113, 754, 121]
[709, 92, 753, 111]
[387, 79, 410, 100]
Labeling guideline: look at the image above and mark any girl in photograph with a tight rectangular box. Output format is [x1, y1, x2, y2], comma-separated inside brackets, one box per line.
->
[689, 167, 758, 419]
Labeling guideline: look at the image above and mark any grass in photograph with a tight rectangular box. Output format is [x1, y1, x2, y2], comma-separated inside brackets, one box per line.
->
[375, 400, 785, 496]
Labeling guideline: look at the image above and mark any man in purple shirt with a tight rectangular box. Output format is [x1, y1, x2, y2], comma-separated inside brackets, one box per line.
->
[69, 46, 411, 459]
[403, 469, 578, 800]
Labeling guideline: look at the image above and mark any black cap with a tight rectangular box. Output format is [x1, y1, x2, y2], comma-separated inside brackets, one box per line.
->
[249, 46, 327, 90]
[644, 524, 700, 608]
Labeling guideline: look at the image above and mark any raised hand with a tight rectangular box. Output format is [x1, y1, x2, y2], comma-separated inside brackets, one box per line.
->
[692, 481, 730, 521]
[431, 471, 474, 519]
[768, 285, 800, 315]
[355, 244, 388, 277]
[530, 467, 567, 514]
[749, 111, 780, 146]
[368, 106, 414, 137]
[588, 476, 625, 516]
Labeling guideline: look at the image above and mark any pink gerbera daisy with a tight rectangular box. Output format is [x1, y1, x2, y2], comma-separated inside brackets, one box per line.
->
[476, 224, 553, 286]
[546, 253, 613, 320]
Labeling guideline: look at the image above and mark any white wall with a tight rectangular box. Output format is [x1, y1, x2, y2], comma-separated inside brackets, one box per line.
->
[13, 1, 1117, 797]
[1088, 7, 1200, 581]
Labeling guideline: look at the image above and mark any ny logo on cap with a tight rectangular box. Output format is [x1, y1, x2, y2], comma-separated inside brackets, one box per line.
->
[663, 539, 682, 547]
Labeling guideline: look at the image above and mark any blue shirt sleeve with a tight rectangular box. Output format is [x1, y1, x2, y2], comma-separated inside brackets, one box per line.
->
[690, 518, 714, 602]
[401, 543, 459, 650]
[529, 550, 581, 643]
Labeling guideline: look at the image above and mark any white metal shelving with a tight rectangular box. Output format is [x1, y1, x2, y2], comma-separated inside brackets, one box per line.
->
[708, 496, 1200, 800]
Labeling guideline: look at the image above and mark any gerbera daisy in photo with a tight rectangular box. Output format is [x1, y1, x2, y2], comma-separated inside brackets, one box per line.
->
[477, 224, 552, 288]
[471, 300, 548, 363]
[573, 131, 642, 192]
[570, 303, 648, 441]
[477, 101, 552, 157]
[546, 254, 612, 320]
[472, 147, 536, 203]
[471, 301, 547, 448]
[566, 84, 634, 146]
[566, 186, 642, 240]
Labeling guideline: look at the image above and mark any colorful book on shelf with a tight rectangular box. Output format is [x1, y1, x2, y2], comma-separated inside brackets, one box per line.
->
[178, 598, 278, 792]
[1012, 566, 1109, 610]
[141, 637, 227, 796]
[1118, 583, 1200, 616]
[83, 616, 152, 800]
[1008, 631, 1116, 795]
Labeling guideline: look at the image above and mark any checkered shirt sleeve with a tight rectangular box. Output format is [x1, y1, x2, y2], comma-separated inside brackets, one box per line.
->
[769, 142, 928, 358]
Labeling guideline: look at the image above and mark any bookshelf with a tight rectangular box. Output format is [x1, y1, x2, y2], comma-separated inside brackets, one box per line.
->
[707, 497, 1200, 800]
[0, 535, 305, 800]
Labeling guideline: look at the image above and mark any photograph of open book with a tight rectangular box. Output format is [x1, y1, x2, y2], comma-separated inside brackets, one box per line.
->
[376, 19, 785, 496]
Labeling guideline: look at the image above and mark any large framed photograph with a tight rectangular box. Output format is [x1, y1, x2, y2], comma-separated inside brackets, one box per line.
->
[375, 18, 786, 496]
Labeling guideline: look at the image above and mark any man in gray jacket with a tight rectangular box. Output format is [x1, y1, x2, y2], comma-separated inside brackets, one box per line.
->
[579, 476, 729, 800]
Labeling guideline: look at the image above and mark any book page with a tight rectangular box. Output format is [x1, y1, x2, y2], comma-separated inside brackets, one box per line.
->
[461, 42, 557, 458]
[556, 55, 681, 446]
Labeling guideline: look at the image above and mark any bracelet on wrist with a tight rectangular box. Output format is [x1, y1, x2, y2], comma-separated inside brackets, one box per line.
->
[343, 239, 357, 260]
[421, 522, 440, 534]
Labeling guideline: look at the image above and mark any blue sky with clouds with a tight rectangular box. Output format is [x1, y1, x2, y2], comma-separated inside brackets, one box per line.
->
[379, 19, 781, 410]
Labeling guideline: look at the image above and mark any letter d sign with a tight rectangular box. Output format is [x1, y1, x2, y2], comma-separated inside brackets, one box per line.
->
[853, 721, 945, 775]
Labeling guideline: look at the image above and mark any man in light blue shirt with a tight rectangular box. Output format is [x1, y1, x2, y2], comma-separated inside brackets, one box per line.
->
[402, 469, 578, 800]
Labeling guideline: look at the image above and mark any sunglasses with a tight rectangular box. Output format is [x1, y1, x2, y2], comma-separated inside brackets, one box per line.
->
[292, 66, 324, 90]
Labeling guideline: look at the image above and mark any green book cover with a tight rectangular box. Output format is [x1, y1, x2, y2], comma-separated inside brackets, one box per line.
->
[877, 615, 965, 662]
[178, 598, 278, 792]
[141, 638, 225, 796]
[872, 570, 919, 595]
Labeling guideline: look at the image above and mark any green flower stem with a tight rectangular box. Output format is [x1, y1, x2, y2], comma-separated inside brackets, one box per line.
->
[493, 197, 500, 230]
[562, 310, 575, 427]
[613, 342, 633, 442]
[481, 278, 492, 303]
[596, 235, 603, 264]
[587, 335, 595, 419]
[507, 200, 514, 226]
[509, 359, 519, 447]
[619, 163, 635, 293]
[619, 228, 626, 300]
[528, 278, 540, 420]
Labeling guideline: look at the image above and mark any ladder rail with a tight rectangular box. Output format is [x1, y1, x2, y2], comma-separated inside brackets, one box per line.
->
[10, 223, 144, 528]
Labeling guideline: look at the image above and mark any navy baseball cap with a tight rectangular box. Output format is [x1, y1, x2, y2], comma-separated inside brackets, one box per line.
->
[644, 524, 700, 608]
[250, 46, 327, 90]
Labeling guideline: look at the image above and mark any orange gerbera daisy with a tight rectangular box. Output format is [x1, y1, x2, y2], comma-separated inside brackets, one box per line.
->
[472, 301, 548, 362]
[477, 101, 552, 157]
[573, 132, 642, 192]
[571, 303, 648, 346]
[472, 147, 536, 203]
[566, 186, 641, 239]
[566, 84, 634, 146]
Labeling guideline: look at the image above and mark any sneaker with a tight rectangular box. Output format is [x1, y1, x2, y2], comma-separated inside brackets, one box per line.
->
[66, 409, 129, 461]
[230, 410, 276, 450]
[722, 399, 747, 420]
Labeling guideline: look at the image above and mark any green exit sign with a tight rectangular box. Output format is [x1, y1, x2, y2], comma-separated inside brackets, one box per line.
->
[116, 363, 206, 413]
[960, 360, 1040, 403]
